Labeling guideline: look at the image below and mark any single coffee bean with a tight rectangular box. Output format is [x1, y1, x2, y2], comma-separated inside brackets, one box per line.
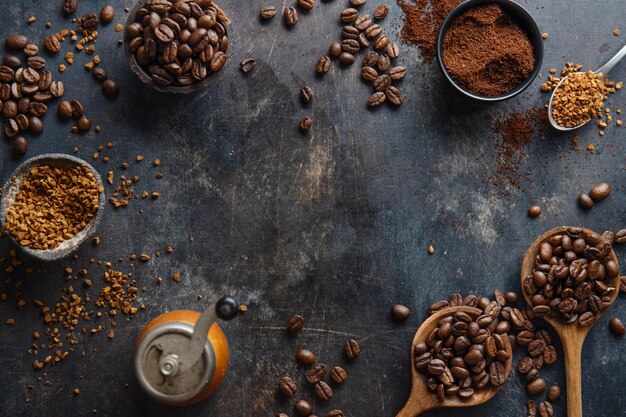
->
[295, 349, 315, 366]
[547, 384, 561, 401]
[63, 0, 78, 15]
[68, 99, 83, 117]
[374, 34, 389, 50]
[373, 74, 391, 91]
[50, 81, 64, 98]
[609, 317, 625, 336]
[364, 24, 382, 39]
[386, 43, 400, 59]
[5, 34, 29, 50]
[58, 101, 73, 119]
[391, 304, 411, 321]
[362, 50, 379, 67]
[29, 116, 43, 134]
[92, 67, 108, 81]
[330, 366, 347, 383]
[505, 291, 518, 303]
[528, 205, 541, 217]
[578, 193, 593, 209]
[102, 79, 120, 99]
[27, 56, 46, 70]
[3, 100, 17, 118]
[284, 7, 298, 26]
[377, 54, 390, 72]
[29, 102, 47, 117]
[77, 116, 92, 133]
[100, 5, 115, 24]
[340, 8, 358, 23]
[43, 35, 61, 53]
[260, 6, 277, 19]
[299, 116, 312, 132]
[527, 377, 547, 395]
[527, 400, 537, 417]
[211, 51, 228, 72]
[297, 0, 314, 10]
[489, 361, 506, 386]
[385, 86, 403, 106]
[325, 411, 344, 417]
[300, 86, 314, 104]
[240, 58, 256, 73]
[350, 0, 367, 6]
[3, 54, 21, 69]
[344, 339, 360, 358]
[615, 229, 626, 244]
[543, 345, 557, 364]
[538, 401, 553, 417]
[0, 66, 15, 82]
[314, 381, 332, 401]
[361, 66, 378, 81]
[338, 52, 355, 65]
[4, 118, 19, 137]
[287, 315, 305, 333]
[341, 25, 359, 40]
[341, 39, 360, 54]
[278, 376, 297, 397]
[354, 14, 372, 31]
[589, 182, 610, 202]
[306, 363, 327, 384]
[367, 91, 385, 107]
[579, 311, 595, 327]
[358, 33, 370, 47]
[82, 13, 99, 29]
[329, 42, 342, 58]
[316, 56, 331, 74]
[15, 114, 29, 130]
[294, 399, 312, 417]
[517, 356, 533, 374]
[13, 135, 27, 155]
[374, 4, 389, 19]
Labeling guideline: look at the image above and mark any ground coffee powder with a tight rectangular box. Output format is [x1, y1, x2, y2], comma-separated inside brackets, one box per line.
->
[441, 3, 535, 97]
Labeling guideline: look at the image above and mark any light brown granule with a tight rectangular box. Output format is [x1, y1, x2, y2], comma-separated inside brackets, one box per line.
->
[5, 164, 102, 250]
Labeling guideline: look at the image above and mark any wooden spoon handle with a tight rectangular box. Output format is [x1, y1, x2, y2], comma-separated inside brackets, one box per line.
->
[562, 336, 584, 417]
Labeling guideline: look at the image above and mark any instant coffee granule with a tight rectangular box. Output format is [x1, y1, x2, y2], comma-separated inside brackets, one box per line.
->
[5, 164, 102, 250]
[441, 4, 535, 96]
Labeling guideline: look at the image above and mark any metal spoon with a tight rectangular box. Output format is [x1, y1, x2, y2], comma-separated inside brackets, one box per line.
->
[396, 306, 513, 417]
[548, 43, 626, 130]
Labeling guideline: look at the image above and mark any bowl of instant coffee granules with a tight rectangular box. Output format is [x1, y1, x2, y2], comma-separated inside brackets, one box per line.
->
[436, 0, 543, 101]
[124, 0, 231, 94]
[0, 154, 106, 262]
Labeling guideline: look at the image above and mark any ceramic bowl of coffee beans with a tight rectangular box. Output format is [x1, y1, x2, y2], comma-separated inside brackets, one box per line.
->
[124, 0, 231, 94]
[0, 154, 106, 262]
[435, 0, 544, 101]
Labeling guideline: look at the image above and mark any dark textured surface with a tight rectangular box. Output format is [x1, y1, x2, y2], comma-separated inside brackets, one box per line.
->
[0, 1, 625, 417]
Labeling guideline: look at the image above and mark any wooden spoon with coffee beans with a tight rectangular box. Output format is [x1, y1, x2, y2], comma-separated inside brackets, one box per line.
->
[521, 226, 620, 417]
[396, 306, 513, 417]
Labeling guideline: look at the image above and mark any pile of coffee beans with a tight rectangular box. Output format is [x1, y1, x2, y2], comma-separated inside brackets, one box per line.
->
[416, 302, 510, 400]
[126, 0, 230, 87]
[525, 227, 620, 326]
[2, 34, 65, 155]
[276, 314, 359, 417]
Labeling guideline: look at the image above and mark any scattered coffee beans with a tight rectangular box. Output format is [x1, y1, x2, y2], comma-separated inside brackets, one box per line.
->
[391, 304, 412, 321]
[609, 317, 625, 336]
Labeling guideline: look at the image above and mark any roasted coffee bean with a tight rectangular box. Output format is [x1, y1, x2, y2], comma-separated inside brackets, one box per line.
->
[578, 193, 593, 209]
[316, 56, 331, 74]
[58, 100, 73, 119]
[615, 229, 626, 244]
[27, 56, 46, 70]
[300, 86, 314, 104]
[18, 98, 31, 114]
[330, 366, 347, 383]
[527, 400, 537, 417]
[368, 91, 385, 107]
[211, 51, 228, 72]
[284, 7, 298, 26]
[609, 317, 625, 336]
[377, 54, 390, 72]
[306, 363, 327, 384]
[3, 100, 17, 118]
[342, 39, 360, 54]
[314, 381, 332, 401]
[340, 8, 358, 23]
[373, 74, 391, 91]
[374, 4, 389, 19]
[361, 66, 378, 81]
[50, 81, 64, 98]
[354, 14, 372, 31]
[351, 0, 367, 6]
[547, 384, 561, 401]
[374, 34, 389, 50]
[81, 13, 99, 29]
[385, 86, 403, 106]
[358, 33, 370, 48]
[278, 376, 297, 397]
[3, 54, 21, 69]
[505, 291, 518, 303]
[391, 304, 411, 321]
[538, 401, 553, 417]
[13, 135, 27, 155]
[0, 66, 14, 82]
[298, 0, 314, 10]
[77, 116, 91, 133]
[362, 51, 379, 67]
[15, 114, 29, 130]
[43, 35, 61, 53]
[69, 99, 83, 118]
[240, 58, 256, 73]
[6, 34, 29, 50]
[488, 361, 506, 386]
[29, 116, 43, 134]
[260, 6, 277, 19]
[386, 43, 400, 59]
[344, 339, 360, 359]
[155, 24, 175, 42]
[589, 182, 610, 201]
[102, 80, 120, 99]
[4, 118, 19, 137]
[295, 349, 315, 366]
[100, 5, 115, 24]
[299, 116, 312, 131]
[517, 356, 533, 374]
[29, 102, 47, 117]
[364, 23, 382, 39]
[329, 42, 342, 58]
[92, 67, 108, 82]
[287, 315, 305, 333]
[294, 400, 313, 417]
[579, 311, 595, 326]
[325, 410, 344, 417]
[527, 377, 546, 395]
[342, 25, 359, 40]
[63, 0, 78, 15]
[338, 52, 355, 65]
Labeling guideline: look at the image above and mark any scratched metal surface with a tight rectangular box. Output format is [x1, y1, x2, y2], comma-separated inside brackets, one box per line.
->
[0, 0, 625, 416]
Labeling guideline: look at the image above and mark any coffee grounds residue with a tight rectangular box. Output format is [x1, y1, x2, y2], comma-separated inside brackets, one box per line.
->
[441, 4, 535, 96]
[396, 0, 463, 61]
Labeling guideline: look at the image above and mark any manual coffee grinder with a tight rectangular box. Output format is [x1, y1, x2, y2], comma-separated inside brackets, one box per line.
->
[133, 296, 239, 406]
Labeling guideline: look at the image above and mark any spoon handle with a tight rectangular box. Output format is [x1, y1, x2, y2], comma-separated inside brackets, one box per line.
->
[596, 43, 626, 75]
[562, 335, 584, 417]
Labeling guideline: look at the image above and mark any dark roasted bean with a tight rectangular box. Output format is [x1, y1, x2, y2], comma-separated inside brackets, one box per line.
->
[6, 34, 29, 50]
[287, 315, 305, 333]
[306, 363, 327, 384]
[298, 0, 314, 10]
[609, 317, 625, 336]
[374, 4, 389, 19]
[63, 0, 78, 15]
[391, 304, 411, 321]
[294, 400, 312, 417]
[361, 66, 378, 81]
[316, 56, 331, 74]
[589, 182, 610, 202]
[330, 366, 347, 383]
[385, 86, 403, 106]
[295, 349, 315, 366]
[284, 7, 298, 26]
[338, 52, 355, 65]
[300, 86, 314, 104]
[314, 381, 332, 401]
[278, 376, 297, 397]
[329, 42, 342, 58]
[340, 8, 358, 23]
[299, 116, 312, 132]
[368, 91, 385, 107]
[344, 339, 360, 358]
[578, 193, 594, 209]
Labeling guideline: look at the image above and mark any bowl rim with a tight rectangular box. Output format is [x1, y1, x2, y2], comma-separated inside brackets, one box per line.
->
[436, 0, 544, 102]
[0, 153, 106, 262]
[123, 0, 231, 94]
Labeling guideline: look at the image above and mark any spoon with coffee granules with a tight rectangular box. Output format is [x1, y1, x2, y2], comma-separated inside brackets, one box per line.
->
[548, 43, 626, 131]
[521, 227, 620, 417]
[396, 306, 513, 417]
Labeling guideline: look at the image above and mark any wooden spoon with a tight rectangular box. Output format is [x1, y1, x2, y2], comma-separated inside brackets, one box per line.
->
[396, 306, 513, 417]
[521, 226, 620, 417]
